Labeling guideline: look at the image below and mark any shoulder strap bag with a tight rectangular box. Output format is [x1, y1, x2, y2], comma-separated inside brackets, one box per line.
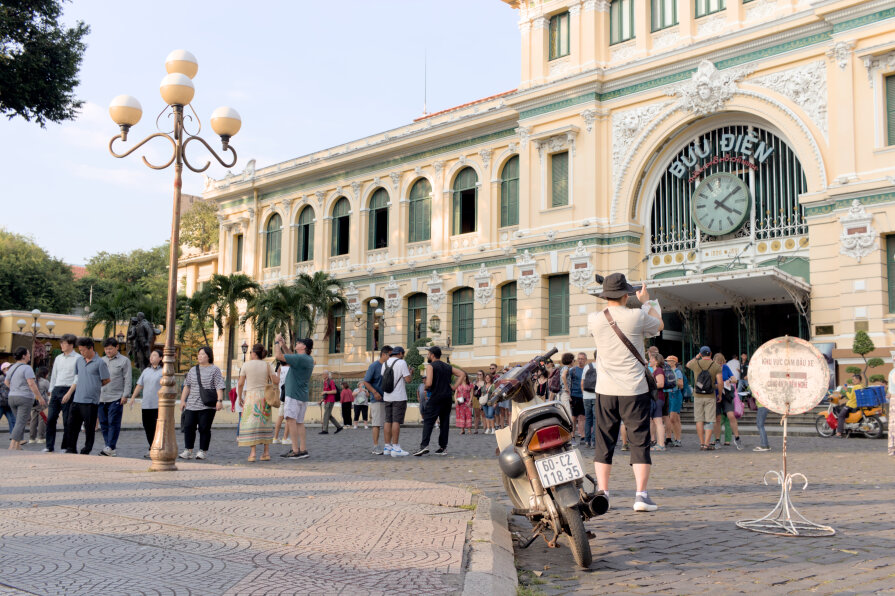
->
[195, 365, 219, 408]
[264, 364, 280, 408]
[603, 309, 658, 400]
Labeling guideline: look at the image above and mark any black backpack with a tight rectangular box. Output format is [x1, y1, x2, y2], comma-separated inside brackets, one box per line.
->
[662, 364, 676, 390]
[548, 367, 563, 394]
[694, 361, 714, 394]
[582, 364, 597, 393]
[381, 360, 397, 394]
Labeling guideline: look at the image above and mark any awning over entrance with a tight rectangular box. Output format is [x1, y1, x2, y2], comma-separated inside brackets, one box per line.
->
[642, 268, 809, 313]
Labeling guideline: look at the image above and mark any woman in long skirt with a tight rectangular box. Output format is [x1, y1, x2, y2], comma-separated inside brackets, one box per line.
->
[453, 372, 473, 435]
[237, 344, 279, 462]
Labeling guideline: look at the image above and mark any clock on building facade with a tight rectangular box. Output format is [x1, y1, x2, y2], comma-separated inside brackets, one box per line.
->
[690, 172, 751, 237]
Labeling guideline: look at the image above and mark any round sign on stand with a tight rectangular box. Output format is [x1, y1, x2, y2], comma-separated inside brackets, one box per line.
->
[736, 336, 835, 537]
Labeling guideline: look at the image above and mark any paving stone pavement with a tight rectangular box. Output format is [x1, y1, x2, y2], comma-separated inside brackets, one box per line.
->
[4, 424, 894, 594]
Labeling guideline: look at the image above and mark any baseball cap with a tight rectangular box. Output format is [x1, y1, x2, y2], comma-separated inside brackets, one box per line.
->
[699, 346, 711, 357]
[426, 346, 442, 358]
[1, 362, 10, 372]
[391, 346, 405, 355]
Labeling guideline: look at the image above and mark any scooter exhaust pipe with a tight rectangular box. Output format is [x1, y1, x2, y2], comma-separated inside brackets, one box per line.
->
[584, 492, 609, 517]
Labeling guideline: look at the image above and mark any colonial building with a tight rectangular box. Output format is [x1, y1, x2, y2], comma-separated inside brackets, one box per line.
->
[184, 0, 895, 375]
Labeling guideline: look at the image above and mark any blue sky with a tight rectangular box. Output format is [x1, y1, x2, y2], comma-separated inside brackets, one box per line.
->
[0, 0, 519, 264]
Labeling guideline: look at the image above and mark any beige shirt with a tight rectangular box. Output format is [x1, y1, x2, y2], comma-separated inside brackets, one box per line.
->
[241, 359, 273, 392]
[588, 306, 662, 397]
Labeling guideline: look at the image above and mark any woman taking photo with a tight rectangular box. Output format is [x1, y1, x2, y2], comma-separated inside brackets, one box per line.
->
[4, 347, 46, 450]
[129, 349, 163, 458]
[179, 346, 225, 460]
[237, 343, 279, 462]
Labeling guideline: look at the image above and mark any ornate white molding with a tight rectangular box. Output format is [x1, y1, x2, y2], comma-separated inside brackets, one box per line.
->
[433, 160, 444, 176]
[479, 149, 492, 175]
[242, 159, 256, 182]
[839, 200, 878, 262]
[426, 271, 446, 310]
[751, 60, 828, 139]
[516, 126, 531, 149]
[344, 282, 360, 314]
[862, 50, 895, 86]
[314, 190, 325, 206]
[651, 28, 678, 52]
[532, 17, 548, 30]
[473, 264, 495, 306]
[670, 60, 752, 117]
[515, 250, 540, 296]
[389, 171, 402, 192]
[696, 13, 727, 38]
[383, 277, 401, 315]
[580, 109, 596, 133]
[610, 40, 637, 63]
[825, 40, 855, 70]
[745, 0, 777, 21]
[610, 101, 673, 201]
[350, 181, 361, 201]
[568, 242, 594, 290]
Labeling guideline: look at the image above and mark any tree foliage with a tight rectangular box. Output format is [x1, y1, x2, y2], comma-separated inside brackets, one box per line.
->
[241, 282, 312, 347]
[0, 229, 77, 312]
[180, 201, 219, 253]
[204, 273, 260, 390]
[0, 0, 90, 126]
[406, 336, 430, 384]
[78, 244, 169, 307]
[295, 272, 347, 339]
[852, 330, 876, 379]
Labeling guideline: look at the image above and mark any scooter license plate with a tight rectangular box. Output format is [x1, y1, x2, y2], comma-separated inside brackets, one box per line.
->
[535, 451, 584, 488]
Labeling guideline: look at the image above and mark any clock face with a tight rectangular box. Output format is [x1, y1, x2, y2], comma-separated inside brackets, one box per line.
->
[690, 173, 751, 236]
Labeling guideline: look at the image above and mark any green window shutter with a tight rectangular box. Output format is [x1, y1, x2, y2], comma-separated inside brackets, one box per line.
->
[696, 0, 726, 18]
[886, 75, 895, 146]
[234, 234, 243, 272]
[500, 156, 519, 227]
[610, 0, 634, 44]
[408, 179, 431, 243]
[264, 214, 282, 268]
[651, 0, 678, 31]
[551, 152, 569, 207]
[888, 236, 895, 313]
[331, 198, 349, 256]
[307, 218, 315, 260]
[548, 275, 569, 336]
[329, 305, 344, 354]
[407, 293, 427, 344]
[452, 288, 474, 346]
[500, 283, 517, 343]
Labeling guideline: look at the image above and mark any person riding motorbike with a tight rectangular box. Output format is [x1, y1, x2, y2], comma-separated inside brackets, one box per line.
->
[836, 373, 864, 438]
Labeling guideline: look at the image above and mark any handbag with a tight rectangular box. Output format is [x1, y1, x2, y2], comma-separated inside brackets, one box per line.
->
[194, 365, 219, 408]
[603, 309, 658, 400]
[263, 365, 280, 409]
[732, 392, 744, 419]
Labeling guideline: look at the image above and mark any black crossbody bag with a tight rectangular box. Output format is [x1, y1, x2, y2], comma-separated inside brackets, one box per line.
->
[194, 365, 219, 407]
[603, 309, 658, 400]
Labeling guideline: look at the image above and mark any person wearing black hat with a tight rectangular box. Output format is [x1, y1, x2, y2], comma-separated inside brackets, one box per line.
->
[588, 272, 663, 513]
[414, 346, 465, 456]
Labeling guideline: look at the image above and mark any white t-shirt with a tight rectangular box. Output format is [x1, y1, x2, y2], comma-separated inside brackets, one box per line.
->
[588, 306, 662, 397]
[383, 357, 411, 402]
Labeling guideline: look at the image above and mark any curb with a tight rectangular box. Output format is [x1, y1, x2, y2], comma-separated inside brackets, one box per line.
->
[462, 495, 517, 596]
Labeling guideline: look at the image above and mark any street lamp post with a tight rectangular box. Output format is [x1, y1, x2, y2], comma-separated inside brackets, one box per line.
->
[108, 50, 241, 472]
[353, 299, 385, 363]
[17, 310, 55, 369]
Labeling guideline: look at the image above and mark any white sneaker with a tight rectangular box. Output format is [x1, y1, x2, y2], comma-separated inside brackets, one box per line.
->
[100, 446, 114, 457]
[195, 450, 207, 460]
[371, 447, 383, 455]
[35, 439, 45, 444]
[383, 445, 393, 455]
[41, 448, 51, 453]
[390, 447, 409, 457]
[364, 424, 368, 429]
[178, 449, 193, 459]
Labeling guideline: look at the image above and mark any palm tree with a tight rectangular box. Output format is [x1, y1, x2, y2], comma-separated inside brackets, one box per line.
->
[176, 287, 214, 346]
[205, 273, 260, 391]
[84, 284, 143, 338]
[242, 283, 314, 347]
[294, 272, 347, 339]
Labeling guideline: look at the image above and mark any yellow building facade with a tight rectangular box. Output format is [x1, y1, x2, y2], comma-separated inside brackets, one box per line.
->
[187, 0, 895, 375]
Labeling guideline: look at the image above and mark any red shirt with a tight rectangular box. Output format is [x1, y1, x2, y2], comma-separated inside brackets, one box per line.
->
[340, 388, 354, 403]
[322, 379, 337, 403]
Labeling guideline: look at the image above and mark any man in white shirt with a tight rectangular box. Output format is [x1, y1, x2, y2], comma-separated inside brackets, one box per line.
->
[45, 334, 80, 453]
[588, 273, 663, 513]
[382, 346, 412, 457]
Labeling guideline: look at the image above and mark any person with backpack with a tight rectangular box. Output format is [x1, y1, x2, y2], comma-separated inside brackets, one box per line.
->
[581, 350, 597, 449]
[5, 347, 47, 450]
[686, 346, 723, 451]
[381, 346, 412, 457]
[664, 356, 684, 447]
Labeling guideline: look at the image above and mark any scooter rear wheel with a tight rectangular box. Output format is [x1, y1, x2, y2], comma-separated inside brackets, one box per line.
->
[863, 416, 884, 439]
[559, 505, 592, 569]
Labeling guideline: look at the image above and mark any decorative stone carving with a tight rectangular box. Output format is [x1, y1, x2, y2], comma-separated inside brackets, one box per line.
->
[826, 40, 855, 70]
[314, 190, 325, 206]
[839, 200, 877, 262]
[516, 126, 531, 149]
[372, 176, 381, 188]
[335, 185, 343, 197]
[752, 61, 828, 139]
[433, 160, 444, 176]
[545, 230, 557, 241]
[569, 242, 594, 290]
[350, 181, 361, 200]
[414, 166, 423, 177]
[744, 0, 777, 21]
[343, 282, 359, 313]
[696, 13, 726, 37]
[247, 207, 255, 220]
[427, 271, 446, 310]
[862, 50, 895, 86]
[243, 159, 256, 181]
[535, 131, 577, 157]
[383, 277, 401, 315]
[389, 172, 402, 191]
[670, 60, 751, 117]
[611, 102, 672, 196]
[507, 142, 518, 153]
[479, 149, 492, 173]
[651, 28, 678, 51]
[610, 40, 636, 63]
[473, 264, 494, 306]
[515, 250, 540, 297]
[580, 109, 596, 133]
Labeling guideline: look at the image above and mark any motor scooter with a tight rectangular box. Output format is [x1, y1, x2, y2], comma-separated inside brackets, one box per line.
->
[815, 393, 885, 439]
[487, 347, 608, 569]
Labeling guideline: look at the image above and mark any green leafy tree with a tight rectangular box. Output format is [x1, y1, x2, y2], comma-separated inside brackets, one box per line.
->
[0, 229, 77, 312]
[294, 272, 347, 339]
[180, 201, 219, 253]
[83, 284, 142, 339]
[205, 273, 260, 391]
[78, 244, 169, 309]
[0, 0, 90, 126]
[242, 283, 312, 347]
[852, 330, 877, 379]
[176, 289, 214, 370]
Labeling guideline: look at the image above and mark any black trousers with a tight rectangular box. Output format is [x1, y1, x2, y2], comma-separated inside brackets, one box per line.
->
[341, 402, 353, 427]
[142, 408, 158, 446]
[353, 404, 369, 422]
[64, 402, 99, 454]
[593, 392, 652, 466]
[183, 408, 215, 451]
[420, 398, 453, 450]
[45, 386, 72, 451]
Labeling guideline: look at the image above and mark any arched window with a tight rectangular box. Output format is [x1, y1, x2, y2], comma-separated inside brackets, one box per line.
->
[500, 156, 519, 227]
[366, 297, 383, 352]
[452, 167, 478, 235]
[452, 287, 474, 346]
[264, 213, 282, 268]
[500, 283, 517, 343]
[296, 206, 314, 262]
[408, 179, 431, 243]
[368, 188, 389, 250]
[407, 293, 427, 345]
[331, 198, 350, 257]
[329, 304, 345, 354]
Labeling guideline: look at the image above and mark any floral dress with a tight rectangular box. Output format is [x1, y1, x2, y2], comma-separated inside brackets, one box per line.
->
[455, 383, 473, 429]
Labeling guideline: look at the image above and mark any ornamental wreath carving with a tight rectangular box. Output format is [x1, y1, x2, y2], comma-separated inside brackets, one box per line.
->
[473, 264, 494, 306]
[839, 200, 877, 262]
[383, 277, 401, 315]
[670, 60, 751, 117]
[515, 250, 540, 296]
[569, 242, 594, 290]
[426, 271, 446, 310]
